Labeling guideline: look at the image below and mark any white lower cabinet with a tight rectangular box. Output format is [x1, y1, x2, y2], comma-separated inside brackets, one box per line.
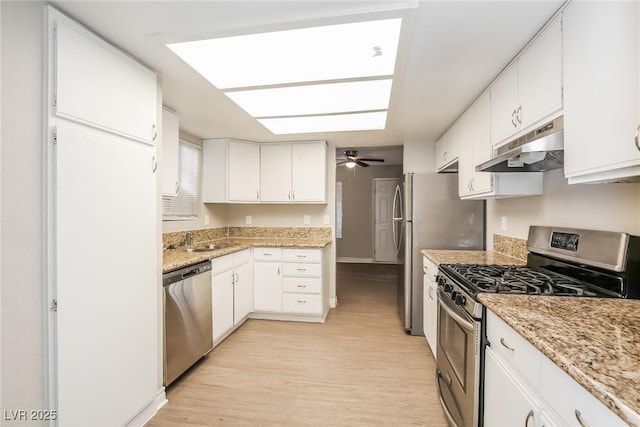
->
[484, 309, 626, 427]
[484, 347, 541, 427]
[253, 247, 328, 320]
[422, 256, 438, 358]
[211, 249, 253, 345]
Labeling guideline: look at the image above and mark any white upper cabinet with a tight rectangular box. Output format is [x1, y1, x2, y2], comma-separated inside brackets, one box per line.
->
[260, 144, 292, 202]
[260, 141, 326, 203]
[54, 21, 157, 144]
[291, 142, 326, 202]
[458, 91, 543, 199]
[202, 138, 260, 203]
[161, 108, 179, 196]
[228, 140, 261, 202]
[491, 14, 563, 147]
[562, 1, 640, 184]
[436, 122, 459, 172]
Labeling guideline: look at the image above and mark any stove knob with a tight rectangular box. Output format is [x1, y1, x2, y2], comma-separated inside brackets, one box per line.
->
[455, 294, 467, 306]
[443, 283, 453, 293]
[450, 291, 458, 301]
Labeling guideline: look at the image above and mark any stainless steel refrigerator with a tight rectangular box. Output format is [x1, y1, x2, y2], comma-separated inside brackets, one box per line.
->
[393, 173, 485, 336]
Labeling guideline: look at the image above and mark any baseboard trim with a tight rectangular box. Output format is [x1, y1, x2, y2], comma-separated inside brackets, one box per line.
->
[330, 297, 338, 308]
[124, 388, 167, 427]
[337, 257, 373, 263]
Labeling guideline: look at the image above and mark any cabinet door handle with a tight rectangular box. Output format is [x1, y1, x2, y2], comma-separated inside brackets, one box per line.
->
[292, 190, 295, 200]
[443, 151, 447, 161]
[512, 110, 517, 127]
[152, 124, 157, 141]
[297, 300, 307, 304]
[277, 267, 280, 275]
[516, 106, 522, 124]
[175, 181, 179, 194]
[296, 268, 307, 272]
[524, 409, 534, 427]
[152, 156, 158, 173]
[288, 190, 291, 200]
[297, 284, 307, 288]
[634, 124, 640, 152]
[575, 410, 590, 427]
[256, 190, 259, 200]
[296, 255, 306, 258]
[500, 337, 515, 351]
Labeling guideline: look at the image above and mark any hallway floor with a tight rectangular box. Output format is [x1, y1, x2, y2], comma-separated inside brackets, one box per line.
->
[146, 263, 447, 427]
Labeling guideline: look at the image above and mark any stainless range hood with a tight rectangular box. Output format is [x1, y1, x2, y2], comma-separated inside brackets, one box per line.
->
[477, 116, 564, 172]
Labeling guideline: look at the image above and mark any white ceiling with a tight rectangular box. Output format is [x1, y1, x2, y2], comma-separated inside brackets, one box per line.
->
[52, 0, 565, 152]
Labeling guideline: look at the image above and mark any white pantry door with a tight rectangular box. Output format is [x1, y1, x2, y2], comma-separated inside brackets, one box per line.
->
[374, 178, 400, 263]
[55, 125, 159, 426]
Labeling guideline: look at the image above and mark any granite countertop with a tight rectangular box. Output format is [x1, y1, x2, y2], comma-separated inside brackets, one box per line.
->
[479, 294, 640, 426]
[421, 249, 526, 266]
[163, 238, 331, 273]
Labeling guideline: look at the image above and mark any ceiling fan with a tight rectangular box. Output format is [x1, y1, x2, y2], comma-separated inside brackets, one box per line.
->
[336, 150, 385, 168]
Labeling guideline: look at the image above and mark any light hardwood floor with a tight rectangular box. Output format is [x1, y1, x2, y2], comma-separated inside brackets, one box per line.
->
[146, 263, 448, 427]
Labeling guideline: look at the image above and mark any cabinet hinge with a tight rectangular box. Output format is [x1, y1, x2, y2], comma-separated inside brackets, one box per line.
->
[51, 299, 58, 312]
[561, 86, 564, 101]
[53, 94, 57, 107]
[52, 130, 57, 144]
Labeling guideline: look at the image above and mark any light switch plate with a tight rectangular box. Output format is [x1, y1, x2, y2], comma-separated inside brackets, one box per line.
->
[246, 215, 252, 225]
[303, 215, 310, 225]
[204, 215, 210, 226]
[501, 216, 507, 231]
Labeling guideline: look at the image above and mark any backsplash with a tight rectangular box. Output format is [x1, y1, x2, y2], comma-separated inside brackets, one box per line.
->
[163, 227, 332, 248]
[493, 234, 528, 261]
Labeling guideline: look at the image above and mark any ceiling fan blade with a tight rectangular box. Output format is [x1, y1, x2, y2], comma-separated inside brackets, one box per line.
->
[336, 160, 348, 165]
[358, 158, 385, 163]
[356, 160, 370, 167]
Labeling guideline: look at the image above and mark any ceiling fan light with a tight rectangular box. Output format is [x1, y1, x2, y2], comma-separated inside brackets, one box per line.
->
[345, 161, 357, 168]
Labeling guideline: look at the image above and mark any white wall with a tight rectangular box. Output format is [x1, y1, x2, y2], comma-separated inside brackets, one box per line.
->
[1, 1, 48, 422]
[403, 140, 436, 173]
[486, 169, 640, 248]
[162, 130, 228, 233]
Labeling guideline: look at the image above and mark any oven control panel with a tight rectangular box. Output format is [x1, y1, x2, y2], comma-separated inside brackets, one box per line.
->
[550, 232, 579, 252]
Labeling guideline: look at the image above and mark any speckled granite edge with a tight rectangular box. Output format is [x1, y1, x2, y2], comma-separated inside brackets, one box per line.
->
[163, 237, 332, 272]
[421, 249, 526, 266]
[479, 294, 640, 427]
[493, 234, 528, 261]
[163, 227, 228, 248]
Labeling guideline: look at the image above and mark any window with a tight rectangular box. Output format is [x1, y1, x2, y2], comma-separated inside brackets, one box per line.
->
[162, 140, 201, 220]
[336, 181, 343, 238]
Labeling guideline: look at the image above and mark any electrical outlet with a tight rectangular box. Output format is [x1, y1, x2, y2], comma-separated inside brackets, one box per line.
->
[303, 215, 310, 225]
[323, 214, 330, 225]
[204, 214, 210, 226]
[246, 215, 252, 225]
[501, 216, 507, 232]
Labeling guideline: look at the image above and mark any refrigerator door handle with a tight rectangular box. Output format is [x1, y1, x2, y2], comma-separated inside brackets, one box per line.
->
[392, 184, 403, 221]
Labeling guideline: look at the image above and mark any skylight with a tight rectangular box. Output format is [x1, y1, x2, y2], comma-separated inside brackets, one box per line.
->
[167, 18, 402, 134]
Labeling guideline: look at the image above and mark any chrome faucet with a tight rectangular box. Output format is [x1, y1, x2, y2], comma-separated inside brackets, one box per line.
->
[185, 231, 194, 246]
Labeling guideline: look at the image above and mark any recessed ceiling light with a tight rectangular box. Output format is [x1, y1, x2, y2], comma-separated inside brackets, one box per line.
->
[225, 79, 393, 118]
[258, 111, 387, 134]
[166, 18, 402, 134]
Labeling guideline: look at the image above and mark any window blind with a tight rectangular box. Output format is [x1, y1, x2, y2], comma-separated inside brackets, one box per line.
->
[162, 140, 201, 220]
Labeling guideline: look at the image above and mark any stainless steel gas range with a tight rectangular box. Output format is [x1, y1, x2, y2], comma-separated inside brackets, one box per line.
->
[434, 226, 640, 427]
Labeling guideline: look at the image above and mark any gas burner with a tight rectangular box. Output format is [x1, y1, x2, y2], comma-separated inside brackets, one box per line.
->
[440, 264, 599, 297]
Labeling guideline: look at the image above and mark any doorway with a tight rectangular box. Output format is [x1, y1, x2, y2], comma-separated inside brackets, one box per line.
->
[373, 178, 401, 263]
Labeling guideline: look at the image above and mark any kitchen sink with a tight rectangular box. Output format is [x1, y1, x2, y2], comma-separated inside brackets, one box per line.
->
[183, 242, 237, 252]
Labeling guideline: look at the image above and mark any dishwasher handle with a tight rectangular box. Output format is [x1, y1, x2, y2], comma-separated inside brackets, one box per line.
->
[163, 260, 212, 286]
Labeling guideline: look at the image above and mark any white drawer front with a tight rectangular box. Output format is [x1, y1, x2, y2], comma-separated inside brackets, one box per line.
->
[423, 256, 438, 282]
[282, 293, 322, 314]
[282, 248, 321, 263]
[211, 254, 234, 275]
[282, 262, 321, 277]
[486, 310, 541, 391]
[540, 354, 627, 427]
[282, 277, 322, 294]
[253, 247, 282, 261]
[233, 248, 252, 265]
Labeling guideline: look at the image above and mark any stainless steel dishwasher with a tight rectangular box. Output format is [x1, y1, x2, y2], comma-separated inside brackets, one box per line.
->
[163, 260, 213, 386]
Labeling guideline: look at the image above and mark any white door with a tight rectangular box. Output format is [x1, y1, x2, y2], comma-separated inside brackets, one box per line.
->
[233, 262, 254, 324]
[212, 271, 234, 342]
[55, 126, 159, 426]
[374, 178, 400, 263]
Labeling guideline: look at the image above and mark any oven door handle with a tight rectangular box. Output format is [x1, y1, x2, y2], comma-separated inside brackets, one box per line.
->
[435, 369, 461, 427]
[438, 291, 475, 332]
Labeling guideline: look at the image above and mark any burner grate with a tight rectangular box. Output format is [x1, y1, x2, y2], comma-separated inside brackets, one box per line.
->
[442, 264, 597, 296]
